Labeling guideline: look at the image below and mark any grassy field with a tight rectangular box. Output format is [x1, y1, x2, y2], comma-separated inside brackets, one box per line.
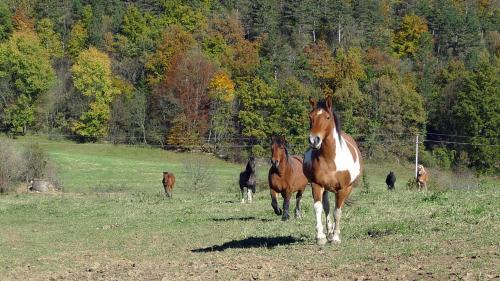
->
[0, 137, 499, 280]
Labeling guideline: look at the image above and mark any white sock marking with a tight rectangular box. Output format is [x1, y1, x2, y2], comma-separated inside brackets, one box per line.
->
[314, 201, 325, 239]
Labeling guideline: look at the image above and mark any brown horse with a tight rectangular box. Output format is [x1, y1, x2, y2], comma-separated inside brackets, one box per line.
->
[303, 96, 363, 245]
[162, 172, 175, 197]
[417, 165, 429, 191]
[268, 136, 309, 221]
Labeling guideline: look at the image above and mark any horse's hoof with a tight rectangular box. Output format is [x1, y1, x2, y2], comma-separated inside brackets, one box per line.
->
[295, 211, 303, 219]
[274, 209, 283, 216]
[281, 215, 290, 221]
[326, 233, 335, 242]
[330, 235, 341, 244]
[316, 237, 328, 245]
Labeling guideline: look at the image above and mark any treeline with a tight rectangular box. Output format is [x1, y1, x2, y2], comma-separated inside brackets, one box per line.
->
[0, 0, 498, 173]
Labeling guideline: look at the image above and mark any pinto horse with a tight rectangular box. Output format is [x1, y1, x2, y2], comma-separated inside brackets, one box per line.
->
[239, 156, 257, 203]
[303, 96, 363, 245]
[162, 172, 175, 197]
[268, 136, 309, 221]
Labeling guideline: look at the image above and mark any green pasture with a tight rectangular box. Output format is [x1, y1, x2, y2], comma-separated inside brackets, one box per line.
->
[0, 138, 498, 280]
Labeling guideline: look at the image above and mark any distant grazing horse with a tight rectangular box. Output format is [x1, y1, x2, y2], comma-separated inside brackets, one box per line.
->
[162, 172, 175, 197]
[239, 156, 257, 203]
[416, 165, 429, 191]
[268, 136, 309, 221]
[303, 96, 363, 245]
[386, 171, 396, 191]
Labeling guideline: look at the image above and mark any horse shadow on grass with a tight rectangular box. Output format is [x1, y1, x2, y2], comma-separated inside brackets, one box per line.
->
[191, 236, 304, 252]
[211, 216, 273, 222]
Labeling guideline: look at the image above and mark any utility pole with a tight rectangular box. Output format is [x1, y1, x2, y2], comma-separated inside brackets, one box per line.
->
[415, 135, 419, 178]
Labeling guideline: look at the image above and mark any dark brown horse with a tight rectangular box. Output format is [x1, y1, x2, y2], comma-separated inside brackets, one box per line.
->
[239, 156, 257, 203]
[268, 136, 309, 221]
[162, 172, 175, 197]
[303, 96, 363, 245]
[386, 171, 396, 191]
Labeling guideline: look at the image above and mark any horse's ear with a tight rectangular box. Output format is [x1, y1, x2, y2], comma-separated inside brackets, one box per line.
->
[326, 95, 333, 111]
[309, 96, 316, 108]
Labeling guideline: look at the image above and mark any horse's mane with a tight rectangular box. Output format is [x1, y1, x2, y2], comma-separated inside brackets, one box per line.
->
[245, 158, 255, 172]
[274, 138, 289, 160]
[316, 100, 342, 141]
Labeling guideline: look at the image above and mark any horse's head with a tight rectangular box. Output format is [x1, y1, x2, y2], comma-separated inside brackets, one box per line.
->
[417, 165, 425, 175]
[270, 136, 287, 168]
[308, 96, 338, 150]
[247, 156, 256, 172]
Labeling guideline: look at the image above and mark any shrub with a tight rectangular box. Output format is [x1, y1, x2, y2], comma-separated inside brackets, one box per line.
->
[22, 142, 60, 189]
[183, 159, 214, 191]
[432, 147, 456, 170]
[405, 177, 418, 190]
[23, 143, 48, 181]
[418, 149, 436, 168]
[0, 139, 24, 193]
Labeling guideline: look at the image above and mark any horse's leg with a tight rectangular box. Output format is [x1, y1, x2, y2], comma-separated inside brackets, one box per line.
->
[240, 185, 245, 203]
[247, 186, 253, 203]
[312, 183, 327, 245]
[332, 185, 353, 244]
[281, 191, 291, 221]
[270, 189, 282, 215]
[322, 191, 334, 242]
[295, 190, 304, 218]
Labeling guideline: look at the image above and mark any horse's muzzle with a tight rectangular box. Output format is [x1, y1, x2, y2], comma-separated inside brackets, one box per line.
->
[309, 135, 322, 149]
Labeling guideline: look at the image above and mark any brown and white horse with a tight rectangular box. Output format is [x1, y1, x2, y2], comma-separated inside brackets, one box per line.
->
[303, 96, 363, 245]
[162, 172, 176, 197]
[416, 164, 429, 191]
[268, 136, 309, 221]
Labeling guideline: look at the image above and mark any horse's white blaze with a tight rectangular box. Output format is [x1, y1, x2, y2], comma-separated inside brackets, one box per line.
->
[313, 201, 325, 239]
[333, 131, 360, 184]
[316, 109, 324, 115]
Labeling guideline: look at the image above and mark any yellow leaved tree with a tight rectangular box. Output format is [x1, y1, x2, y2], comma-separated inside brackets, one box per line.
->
[71, 47, 127, 140]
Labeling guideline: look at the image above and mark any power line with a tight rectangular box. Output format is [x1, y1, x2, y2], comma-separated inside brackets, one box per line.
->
[26, 132, 500, 141]
[426, 132, 500, 140]
[422, 139, 500, 147]
[9, 138, 500, 149]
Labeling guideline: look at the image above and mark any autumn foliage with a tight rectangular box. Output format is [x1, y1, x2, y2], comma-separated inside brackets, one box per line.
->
[0, 0, 497, 173]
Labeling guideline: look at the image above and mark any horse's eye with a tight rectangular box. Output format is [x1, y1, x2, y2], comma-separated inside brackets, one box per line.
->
[326, 115, 330, 120]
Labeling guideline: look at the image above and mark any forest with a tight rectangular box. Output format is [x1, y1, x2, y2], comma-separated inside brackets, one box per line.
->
[0, 0, 498, 174]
